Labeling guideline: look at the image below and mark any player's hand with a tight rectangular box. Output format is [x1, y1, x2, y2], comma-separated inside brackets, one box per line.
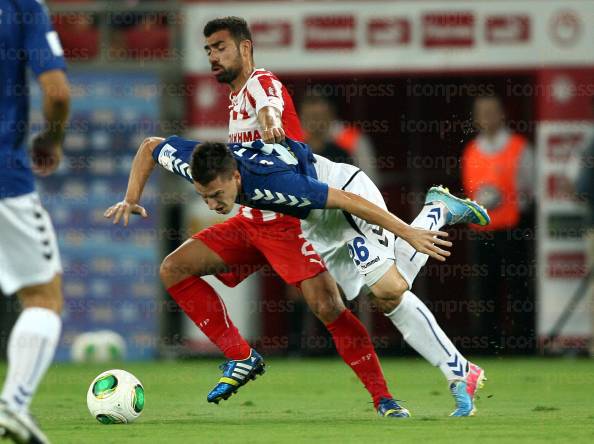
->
[104, 200, 148, 227]
[31, 131, 62, 177]
[262, 126, 285, 144]
[404, 227, 452, 262]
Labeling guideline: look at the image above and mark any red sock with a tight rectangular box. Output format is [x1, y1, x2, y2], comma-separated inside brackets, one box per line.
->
[167, 276, 251, 360]
[326, 309, 392, 408]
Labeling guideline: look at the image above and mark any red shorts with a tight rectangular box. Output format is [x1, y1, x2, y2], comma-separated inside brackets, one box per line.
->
[193, 214, 326, 287]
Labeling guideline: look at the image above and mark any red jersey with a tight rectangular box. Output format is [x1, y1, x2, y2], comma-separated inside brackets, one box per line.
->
[228, 68, 303, 222]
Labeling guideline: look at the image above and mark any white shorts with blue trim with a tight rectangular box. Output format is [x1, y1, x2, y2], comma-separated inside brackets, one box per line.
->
[301, 155, 396, 300]
[0, 192, 62, 295]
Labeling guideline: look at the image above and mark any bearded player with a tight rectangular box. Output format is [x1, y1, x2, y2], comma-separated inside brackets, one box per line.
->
[196, 17, 486, 416]
[107, 17, 410, 418]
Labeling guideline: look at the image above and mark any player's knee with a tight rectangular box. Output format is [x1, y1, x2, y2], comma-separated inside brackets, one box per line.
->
[312, 297, 344, 324]
[300, 273, 345, 323]
[20, 292, 63, 313]
[18, 274, 63, 313]
[370, 290, 402, 313]
[159, 253, 191, 288]
[369, 269, 409, 313]
[311, 286, 345, 323]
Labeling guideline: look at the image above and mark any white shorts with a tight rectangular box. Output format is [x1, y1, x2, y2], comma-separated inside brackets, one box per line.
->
[301, 155, 395, 300]
[0, 192, 62, 295]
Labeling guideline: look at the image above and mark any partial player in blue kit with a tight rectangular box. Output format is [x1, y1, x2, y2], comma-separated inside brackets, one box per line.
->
[151, 135, 489, 416]
[0, 0, 70, 442]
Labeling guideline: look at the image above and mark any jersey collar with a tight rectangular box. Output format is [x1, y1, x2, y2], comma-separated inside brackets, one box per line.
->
[229, 68, 268, 105]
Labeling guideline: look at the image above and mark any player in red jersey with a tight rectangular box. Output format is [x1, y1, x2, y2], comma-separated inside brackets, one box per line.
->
[106, 17, 407, 417]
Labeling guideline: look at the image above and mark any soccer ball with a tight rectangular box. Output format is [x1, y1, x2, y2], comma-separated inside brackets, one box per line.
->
[71, 330, 127, 363]
[87, 369, 145, 424]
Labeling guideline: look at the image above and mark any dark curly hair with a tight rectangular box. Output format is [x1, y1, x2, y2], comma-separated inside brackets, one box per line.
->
[191, 142, 237, 185]
[203, 16, 253, 56]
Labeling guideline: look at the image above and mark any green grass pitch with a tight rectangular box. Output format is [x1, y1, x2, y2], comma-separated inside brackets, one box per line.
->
[2, 357, 594, 443]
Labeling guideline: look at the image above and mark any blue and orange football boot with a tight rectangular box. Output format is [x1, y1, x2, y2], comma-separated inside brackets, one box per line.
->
[207, 349, 266, 404]
[425, 185, 490, 227]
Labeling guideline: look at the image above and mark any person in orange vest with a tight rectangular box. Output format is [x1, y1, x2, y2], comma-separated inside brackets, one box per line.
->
[461, 94, 535, 354]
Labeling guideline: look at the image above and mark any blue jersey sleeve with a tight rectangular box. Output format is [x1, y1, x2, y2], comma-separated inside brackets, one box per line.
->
[22, 0, 67, 75]
[241, 168, 329, 219]
[152, 136, 197, 183]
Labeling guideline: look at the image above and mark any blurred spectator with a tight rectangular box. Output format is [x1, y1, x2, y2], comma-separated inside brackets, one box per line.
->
[300, 95, 380, 184]
[461, 94, 535, 353]
[300, 96, 353, 164]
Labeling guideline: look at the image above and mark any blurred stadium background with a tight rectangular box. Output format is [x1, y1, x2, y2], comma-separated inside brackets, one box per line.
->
[2, 0, 594, 366]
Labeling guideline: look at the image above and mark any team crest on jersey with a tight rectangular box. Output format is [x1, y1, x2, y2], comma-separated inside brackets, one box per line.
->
[157, 143, 192, 180]
[157, 144, 177, 171]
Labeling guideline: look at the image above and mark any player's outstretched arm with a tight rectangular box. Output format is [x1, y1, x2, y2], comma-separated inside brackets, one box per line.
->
[104, 137, 163, 226]
[326, 188, 452, 262]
